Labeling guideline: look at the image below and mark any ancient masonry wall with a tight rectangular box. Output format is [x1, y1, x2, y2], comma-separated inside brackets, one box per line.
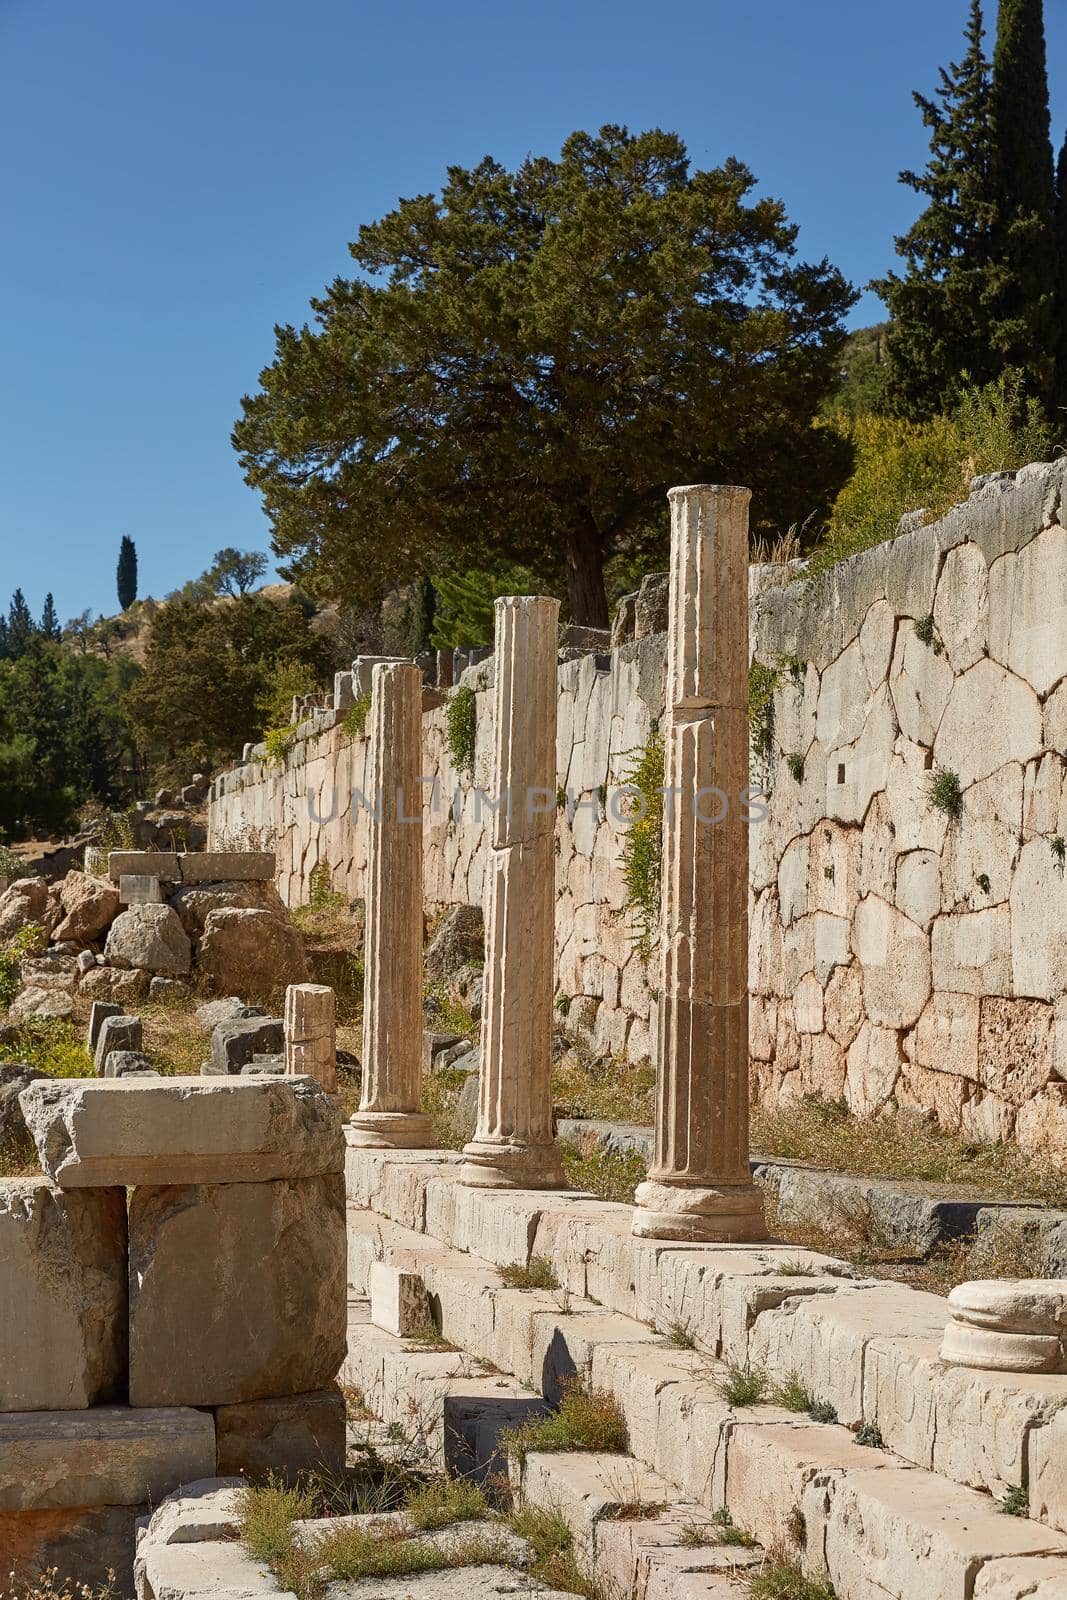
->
[209, 460, 1067, 1157]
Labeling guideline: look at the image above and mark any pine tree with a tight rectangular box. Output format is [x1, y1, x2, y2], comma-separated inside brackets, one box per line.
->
[39, 593, 60, 641]
[117, 535, 138, 610]
[873, 1, 1000, 419]
[988, 0, 1057, 408]
[6, 590, 35, 657]
[1055, 132, 1067, 415]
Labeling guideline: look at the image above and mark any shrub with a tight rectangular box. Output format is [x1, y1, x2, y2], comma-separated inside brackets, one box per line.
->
[714, 1362, 769, 1407]
[928, 769, 963, 820]
[263, 724, 298, 768]
[446, 685, 477, 777]
[499, 1257, 559, 1291]
[0, 1017, 95, 1077]
[0, 923, 45, 1009]
[619, 727, 665, 961]
[503, 1380, 628, 1463]
[342, 695, 372, 739]
[785, 752, 805, 782]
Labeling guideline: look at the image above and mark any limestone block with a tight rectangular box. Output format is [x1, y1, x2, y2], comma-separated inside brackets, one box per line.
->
[369, 1260, 429, 1336]
[1045, 680, 1067, 756]
[2, 1503, 140, 1599]
[169, 880, 286, 939]
[934, 541, 989, 674]
[823, 963, 864, 1047]
[859, 597, 896, 690]
[129, 1174, 347, 1406]
[134, 1477, 245, 1549]
[284, 982, 336, 1092]
[979, 999, 1056, 1106]
[1028, 1407, 1067, 1535]
[941, 763, 1023, 909]
[53, 870, 121, 945]
[932, 908, 1013, 996]
[975, 1556, 1067, 1598]
[79, 965, 150, 1003]
[0, 877, 52, 940]
[1023, 754, 1067, 841]
[886, 518, 940, 617]
[87, 998, 123, 1051]
[989, 526, 1067, 695]
[94, 1012, 143, 1071]
[807, 821, 861, 919]
[726, 1419, 893, 1558]
[848, 1021, 905, 1119]
[198, 907, 309, 996]
[105, 904, 191, 976]
[177, 851, 276, 882]
[824, 685, 896, 826]
[1011, 840, 1067, 1001]
[104, 1051, 157, 1078]
[816, 640, 870, 750]
[895, 848, 941, 927]
[773, 661, 818, 756]
[860, 792, 898, 899]
[119, 874, 164, 906]
[18, 1075, 342, 1187]
[851, 894, 931, 1029]
[793, 973, 824, 1034]
[890, 624, 955, 746]
[911, 993, 980, 1081]
[8, 986, 73, 1022]
[214, 1389, 345, 1483]
[884, 737, 949, 856]
[811, 1465, 1067, 1600]
[934, 659, 1043, 788]
[0, 1406, 214, 1510]
[210, 1015, 284, 1074]
[0, 1178, 127, 1410]
[134, 1536, 286, 1599]
[777, 835, 808, 927]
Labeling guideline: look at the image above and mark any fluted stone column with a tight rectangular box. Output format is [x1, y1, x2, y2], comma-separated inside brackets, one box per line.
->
[285, 982, 337, 1093]
[350, 663, 433, 1149]
[632, 485, 766, 1242]
[460, 597, 567, 1190]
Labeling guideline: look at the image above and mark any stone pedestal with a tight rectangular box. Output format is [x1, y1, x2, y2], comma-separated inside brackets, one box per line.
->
[284, 983, 337, 1093]
[632, 486, 765, 1242]
[941, 1279, 1067, 1372]
[350, 664, 434, 1149]
[460, 597, 567, 1190]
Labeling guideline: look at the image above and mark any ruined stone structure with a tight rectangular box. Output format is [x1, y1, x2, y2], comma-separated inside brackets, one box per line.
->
[209, 459, 1067, 1158]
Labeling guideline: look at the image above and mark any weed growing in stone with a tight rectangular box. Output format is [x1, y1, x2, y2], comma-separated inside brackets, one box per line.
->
[446, 685, 477, 777]
[404, 1477, 490, 1529]
[748, 661, 779, 761]
[341, 694, 372, 738]
[406, 1317, 458, 1352]
[662, 1319, 697, 1350]
[4, 1569, 120, 1600]
[785, 752, 805, 782]
[749, 1558, 837, 1599]
[913, 613, 943, 654]
[773, 1258, 817, 1277]
[502, 1379, 627, 1464]
[263, 723, 299, 767]
[506, 1502, 599, 1599]
[854, 1422, 884, 1449]
[711, 1506, 757, 1547]
[927, 768, 963, 820]
[976, 872, 992, 895]
[1051, 836, 1066, 874]
[999, 1484, 1029, 1517]
[618, 727, 665, 961]
[559, 1140, 648, 1203]
[499, 1257, 559, 1291]
[715, 1363, 769, 1408]
[807, 1399, 839, 1425]
[770, 1372, 813, 1413]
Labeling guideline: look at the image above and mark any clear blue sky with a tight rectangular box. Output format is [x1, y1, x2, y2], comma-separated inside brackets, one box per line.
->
[2, 0, 1064, 623]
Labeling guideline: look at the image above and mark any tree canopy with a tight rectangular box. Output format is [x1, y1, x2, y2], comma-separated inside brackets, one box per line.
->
[234, 125, 857, 626]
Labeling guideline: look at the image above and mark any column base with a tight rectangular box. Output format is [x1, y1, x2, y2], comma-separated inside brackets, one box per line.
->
[348, 1110, 436, 1150]
[459, 1137, 569, 1190]
[631, 1177, 767, 1242]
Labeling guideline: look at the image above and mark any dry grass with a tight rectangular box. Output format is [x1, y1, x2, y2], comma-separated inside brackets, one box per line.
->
[138, 1000, 207, 1074]
[0, 1131, 40, 1179]
[552, 1047, 655, 1124]
[752, 1095, 1067, 1208]
[502, 1380, 628, 1464]
[1, 1570, 120, 1600]
[559, 1140, 647, 1203]
[499, 1257, 559, 1291]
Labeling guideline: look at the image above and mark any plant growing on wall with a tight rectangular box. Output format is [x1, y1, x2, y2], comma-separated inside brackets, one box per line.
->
[785, 752, 805, 782]
[913, 613, 944, 654]
[342, 695, 372, 739]
[1051, 836, 1066, 874]
[446, 686, 477, 778]
[927, 767, 964, 820]
[620, 726, 665, 962]
[748, 661, 779, 761]
[264, 724, 298, 768]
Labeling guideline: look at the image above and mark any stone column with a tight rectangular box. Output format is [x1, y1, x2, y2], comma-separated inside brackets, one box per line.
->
[632, 486, 766, 1242]
[285, 982, 337, 1093]
[460, 597, 567, 1190]
[436, 649, 454, 690]
[350, 663, 434, 1148]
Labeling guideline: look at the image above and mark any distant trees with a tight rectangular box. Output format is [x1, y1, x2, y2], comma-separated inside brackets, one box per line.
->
[205, 547, 269, 598]
[876, 0, 1066, 420]
[39, 594, 61, 641]
[117, 536, 138, 611]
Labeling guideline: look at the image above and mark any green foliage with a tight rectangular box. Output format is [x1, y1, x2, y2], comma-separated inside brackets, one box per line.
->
[503, 1380, 628, 1464]
[824, 324, 890, 419]
[913, 613, 943, 653]
[749, 661, 779, 759]
[126, 593, 331, 779]
[263, 724, 299, 768]
[499, 1257, 559, 1291]
[855, 1421, 885, 1449]
[1050, 836, 1065, 873]
[0, 842, 21, 882]
[662, 1320, 697, 1351]
[814, 372, 1056, 575]
[0, 1016, 95, 1077]
[117, 535, 138, 610]
[808, 1398, 840, 1425]
[714, 1362, 769, 1408]
[750, 1560, 837, 1600]
[307, 861, 347, 913]
[785, 752, 805, 782]
[708, 1506, 757, 1548]
[619, 728, 664, 961]
[382, 576, 436, 658]
[342, 695, 372, 739]
[559, 1141, 648, 1204]
[0, 924, 45, 1010]
[999, 1483, 1030, 1517]
[976, 872, 992, 894]
[206, 546, 269, 597]
[770, 1372, 813, 1413]
[235, 124, 856, 626]
[256, 658, 323, 730]
[928, 768, 963, 820]
[446, 686, 477, 777]
[430, 567, 539, 649]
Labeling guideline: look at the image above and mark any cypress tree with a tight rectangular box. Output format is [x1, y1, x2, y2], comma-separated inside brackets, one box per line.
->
[988, 0, 1057, 408]
[116, 535, 138, 611]
[1055, 132, 1067, 415]
[873, 2, 999, 419]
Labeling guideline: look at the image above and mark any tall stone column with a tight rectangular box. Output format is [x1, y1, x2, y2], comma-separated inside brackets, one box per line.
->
[632, 486, 766, 1242]
[285, 982, 337, 1093]
[460, 596, 567, 1190]
[350, 663, 434, 1149]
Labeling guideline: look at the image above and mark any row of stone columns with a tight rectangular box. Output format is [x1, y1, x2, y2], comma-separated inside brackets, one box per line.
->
[350, 485, 764, 1242]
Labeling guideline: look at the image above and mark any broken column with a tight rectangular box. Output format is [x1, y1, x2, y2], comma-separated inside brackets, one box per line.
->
[632, 485, 766, 1242]
[460, 596, 566, 1190]
[349, 663, 434, 1149]
[284, 983, 337, 1093]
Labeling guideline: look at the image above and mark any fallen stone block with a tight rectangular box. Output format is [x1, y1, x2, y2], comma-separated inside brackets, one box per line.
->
[195, 996, 265, 1032]
[134, 1536, 285, 1599]
[369, 1261, 429, 1337]
[177, 851, 276, 883]
[198, 907, 309, 995]
[210, 1015, 284, 1074]
[107, 850, 181, 882]
[94, 1011, 143, 1072]
[120, 874, 164, 906]
[975, 1555, 1067, 1597]
[129, 1175, 347, 1406]
[105, 904, 191, 977]
[214, 1389, 345, 1483]
[2, 1503, 141, 1599]
[0, 1406, 215, 1511]
[149, 976, 190, 1002]
[18, 1075, 343, 1187]
[135, 1477, 244, 1549]
[104, 1050, 158, 1078]
[0, 1178, 127, 1410]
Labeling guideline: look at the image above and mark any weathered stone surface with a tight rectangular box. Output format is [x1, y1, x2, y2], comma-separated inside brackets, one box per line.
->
[369, 1261, 429, 1336]
[119, 873, 164, 905]
[989, 526, 1067, 695]
[1011, 839, 1067, 1002]
[634, 570, 669, 638]
[196, 997, 265, 1032]
[105, 904, 191, 976]
[135, 1535, 286, 1599]
[1028, 1407, 1067, 1535]
[198, 907, 308, 996]
[0, 877, 50, 940]
[912, 992, 980, 1081]
[0, 1061, 47, 1143]
[88, 998, 123, 1050]
[284, 983, 336, 1093]
[178, 851, 277, 883]
[851, 894, 931, 1029]
[975, 1556, 1067, 1598]
[79, 964, 150, 1002]
[932, 908, 1012, 996]
[134, 1477, 245, 1549]
[214, 1388, 345, 1482]
[890, 624, 954, 746]
[934, 659, 1043, 788]
[0, 1178, 127, 1410]
[52, 870, 120, 945]
[7, 985, 73, 1022]
[169, 879, 286, 939]
[0, 1406, 214, 1510]
[149, 976, 190, 1002]
[128, 1175, 346, 1406]
[941, 763, 1023, 909]
[210, 1015, 284, 1074]
[934, 541, 989, 674]
[1, 1503, 139, 1598]
[845, 1022, 903, 1117]
[18, 1075, 342, 1187]
[104, 1051, 157, 1078]
[94, 1012, 143, 1071]
[941, 1279, 1067, 1373]
[425, 904, 484, 983]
